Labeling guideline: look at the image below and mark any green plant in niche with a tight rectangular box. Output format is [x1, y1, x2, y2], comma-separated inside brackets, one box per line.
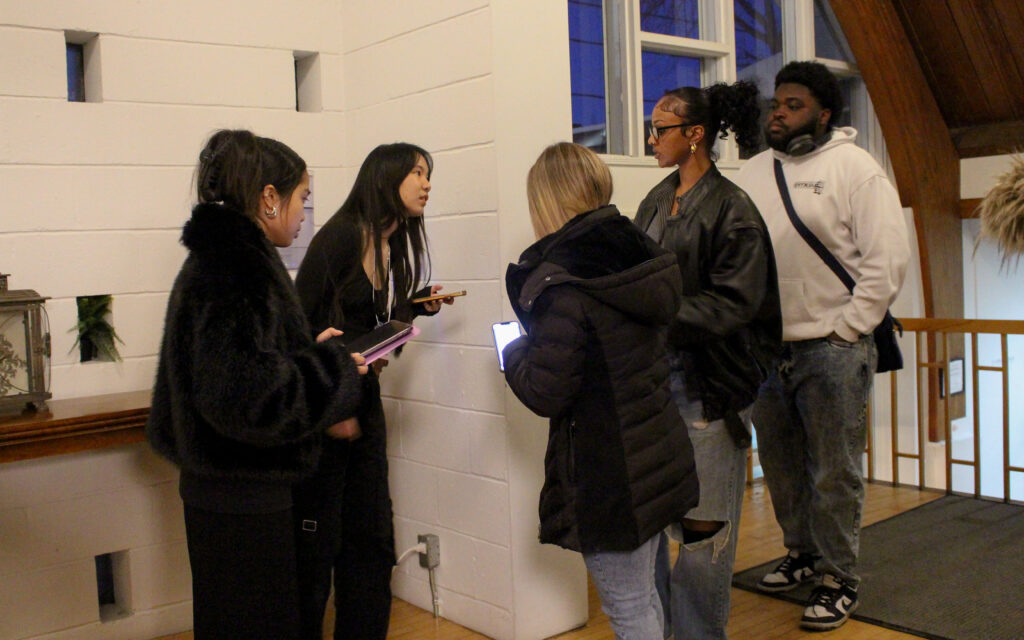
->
[70, 295, 123, 362]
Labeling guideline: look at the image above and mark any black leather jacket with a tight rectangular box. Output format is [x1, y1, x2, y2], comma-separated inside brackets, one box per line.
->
[634, 166, 782, 421]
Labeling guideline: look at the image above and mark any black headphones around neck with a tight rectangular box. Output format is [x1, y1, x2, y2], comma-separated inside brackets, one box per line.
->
[785, 129, 833, 157]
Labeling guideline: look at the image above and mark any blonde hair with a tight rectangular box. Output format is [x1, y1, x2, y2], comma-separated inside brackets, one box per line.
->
[527, 142, 613, 239]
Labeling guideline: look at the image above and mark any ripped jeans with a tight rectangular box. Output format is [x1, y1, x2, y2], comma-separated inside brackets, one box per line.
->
[656, 369, 749, 640]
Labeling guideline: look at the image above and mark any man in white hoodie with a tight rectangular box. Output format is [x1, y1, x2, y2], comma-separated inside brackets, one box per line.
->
[734, 61, 909, 631]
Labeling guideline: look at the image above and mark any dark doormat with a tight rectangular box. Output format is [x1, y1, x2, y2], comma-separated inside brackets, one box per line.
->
[732, 495, 1024, 640]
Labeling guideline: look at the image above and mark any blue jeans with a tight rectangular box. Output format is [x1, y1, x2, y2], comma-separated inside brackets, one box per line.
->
[752, 335, 876, 586]
[583, 534, 664, 640]
[656, 371, 749, 640]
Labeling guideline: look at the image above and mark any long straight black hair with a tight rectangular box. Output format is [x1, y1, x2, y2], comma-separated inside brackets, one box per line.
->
[336, 142, 433, 322]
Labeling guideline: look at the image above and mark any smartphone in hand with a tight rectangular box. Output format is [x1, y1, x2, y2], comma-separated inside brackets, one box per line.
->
[411, 290, 467, 304]
[491, 321, 522, 372]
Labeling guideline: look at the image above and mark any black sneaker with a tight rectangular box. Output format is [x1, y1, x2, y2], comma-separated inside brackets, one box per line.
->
[756, 551, 817, 592]
[800, 574, 859, 631]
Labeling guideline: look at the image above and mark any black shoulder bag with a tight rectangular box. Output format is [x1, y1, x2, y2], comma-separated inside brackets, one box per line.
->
[772, 159, 903, 373]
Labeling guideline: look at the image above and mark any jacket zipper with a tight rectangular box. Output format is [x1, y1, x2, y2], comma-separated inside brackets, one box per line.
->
[567, 419, 577, 482]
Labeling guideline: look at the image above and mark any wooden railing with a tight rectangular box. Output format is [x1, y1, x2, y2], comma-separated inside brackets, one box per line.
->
[873, 318, 1024, 502]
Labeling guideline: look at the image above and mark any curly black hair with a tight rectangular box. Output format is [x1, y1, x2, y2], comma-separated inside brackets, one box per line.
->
[775, 61, 843, 127]
[660, 81, 762, 156]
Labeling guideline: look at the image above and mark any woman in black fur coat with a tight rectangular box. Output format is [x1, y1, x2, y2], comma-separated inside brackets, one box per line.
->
[146, 130, 366, 639]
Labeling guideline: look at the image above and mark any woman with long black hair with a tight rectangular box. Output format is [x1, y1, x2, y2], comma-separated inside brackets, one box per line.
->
[293, 142, 454, 639]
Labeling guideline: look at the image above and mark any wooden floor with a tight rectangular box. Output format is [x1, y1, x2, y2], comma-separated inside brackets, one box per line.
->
[156, 481, 941, 640]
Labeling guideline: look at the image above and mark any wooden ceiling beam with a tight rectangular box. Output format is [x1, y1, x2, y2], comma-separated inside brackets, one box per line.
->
[831, 0, 966, 438]
[951, 120, 1024, 158]
[830, 0, 962, 321]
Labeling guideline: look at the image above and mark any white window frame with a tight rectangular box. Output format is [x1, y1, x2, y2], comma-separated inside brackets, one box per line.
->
[592, 0, 887, 169]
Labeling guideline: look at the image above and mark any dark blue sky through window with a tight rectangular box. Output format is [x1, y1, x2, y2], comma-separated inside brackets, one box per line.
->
[66, 43, 85, 102]
[734, 0, 782, 74]
[642, 52, 700, 116]
[569, 0, 607, 151]
[640, 0, 699, 38]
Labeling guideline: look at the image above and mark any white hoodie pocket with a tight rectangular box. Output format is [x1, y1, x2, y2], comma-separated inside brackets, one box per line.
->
[779, 278, 817, 324]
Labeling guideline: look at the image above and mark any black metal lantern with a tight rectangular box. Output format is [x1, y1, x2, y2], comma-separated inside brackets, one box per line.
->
[0, 274, 51, 414]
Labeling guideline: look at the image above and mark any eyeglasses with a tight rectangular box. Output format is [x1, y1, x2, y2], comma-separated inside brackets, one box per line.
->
[649, 122, 694, 141]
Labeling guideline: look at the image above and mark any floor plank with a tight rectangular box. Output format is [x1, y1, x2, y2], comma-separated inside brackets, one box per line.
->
[153, 481, 942, 640]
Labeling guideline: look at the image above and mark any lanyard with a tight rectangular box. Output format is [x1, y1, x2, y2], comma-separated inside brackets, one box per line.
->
[376, 254, 393, 327]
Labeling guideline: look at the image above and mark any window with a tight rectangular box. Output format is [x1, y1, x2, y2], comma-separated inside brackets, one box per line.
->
[569, 0, 609, 152]
[66, 42, 85, 102]
[65, 31, 98, 103]
[294, 51, 322, 113]
[568, 0, 885, 163]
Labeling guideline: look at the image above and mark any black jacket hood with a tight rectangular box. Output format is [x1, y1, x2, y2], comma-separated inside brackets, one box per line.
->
[507, 206, 681, 328]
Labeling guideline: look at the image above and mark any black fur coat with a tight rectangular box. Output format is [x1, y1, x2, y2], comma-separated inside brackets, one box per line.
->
[146, 203, 362, 483]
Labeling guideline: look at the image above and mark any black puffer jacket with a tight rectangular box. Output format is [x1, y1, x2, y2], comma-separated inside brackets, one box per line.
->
[634, 166, 782, 421]
[147, 203, 363, 486]
[503, 206, 699, 553]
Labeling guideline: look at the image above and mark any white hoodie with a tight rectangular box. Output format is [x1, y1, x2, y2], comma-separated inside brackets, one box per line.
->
[734, 127, 910, 342]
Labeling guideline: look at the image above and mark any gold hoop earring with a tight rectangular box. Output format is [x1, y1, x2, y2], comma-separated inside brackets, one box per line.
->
[266, 206, 278, 219]
[690, 142, 697, 155]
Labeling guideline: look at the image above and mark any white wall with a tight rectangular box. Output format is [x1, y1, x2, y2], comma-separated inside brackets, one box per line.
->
[0, 2, 593, 639]
[1, 2, 350, 638]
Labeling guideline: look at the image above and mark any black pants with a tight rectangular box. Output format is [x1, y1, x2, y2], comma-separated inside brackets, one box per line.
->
[294, 407, 395, 640]
[184, 505, 300, 640]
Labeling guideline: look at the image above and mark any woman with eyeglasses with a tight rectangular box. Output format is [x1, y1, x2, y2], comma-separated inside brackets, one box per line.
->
[292, 142, 454, 640]
[635, 83, 782, 640]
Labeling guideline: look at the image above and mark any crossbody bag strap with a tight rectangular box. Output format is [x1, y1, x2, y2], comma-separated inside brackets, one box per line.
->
[772, 158, 855, 294]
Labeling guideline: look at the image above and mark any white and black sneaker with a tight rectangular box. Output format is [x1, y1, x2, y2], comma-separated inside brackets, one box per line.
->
[756, 550, 817, 592]
[800, 574, 859, 631]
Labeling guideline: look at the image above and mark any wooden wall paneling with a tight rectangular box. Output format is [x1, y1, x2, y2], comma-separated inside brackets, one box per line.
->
[945, 1, 1024, 122]
[991, 0, 1024, 94]
[890, 0, 977, 127]
[830, 0, 965, 439]
[951, 120, 1024, 158]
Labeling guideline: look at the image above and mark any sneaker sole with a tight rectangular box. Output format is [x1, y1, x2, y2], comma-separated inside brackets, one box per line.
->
[756, 572, 817, 593]
[756, 579, 810, 593]
[800, 599, 859, 631]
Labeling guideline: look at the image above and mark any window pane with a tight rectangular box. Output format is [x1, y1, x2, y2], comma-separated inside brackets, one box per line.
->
[734, 0, 782, 158]
[640, 0, 699, 38]
[569, 0, 608, 153]
[814, 0, 854, 62]
[642, 51, 701, 155]
[734, 0, 782, 78]
[66, 43, 85, 102]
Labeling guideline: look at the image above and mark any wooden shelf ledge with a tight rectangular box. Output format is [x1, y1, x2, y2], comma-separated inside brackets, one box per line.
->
[0, 390, 151, 464]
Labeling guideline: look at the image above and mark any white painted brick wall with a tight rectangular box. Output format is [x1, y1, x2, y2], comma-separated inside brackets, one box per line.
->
[0, 1, 618, 638]
[0, 447, 187, 640]
[341, 0, 489, 53]
[0, 27, 67, 99]
[428, 146, 499, 216]
[97, 36, 297, 109]
[342, 8, 492, 111]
